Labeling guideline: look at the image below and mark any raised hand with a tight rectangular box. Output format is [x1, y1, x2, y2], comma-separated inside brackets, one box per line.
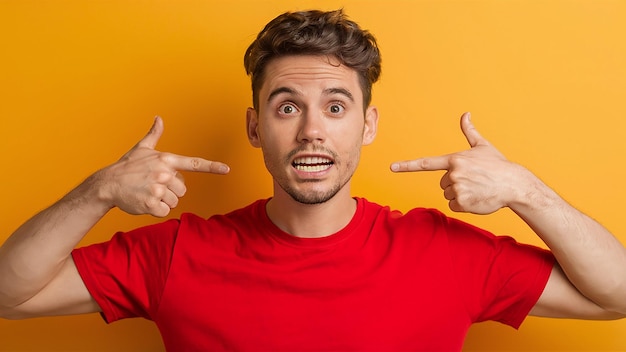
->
[390, 112, 529, 214]
[96, 116, 230, 217]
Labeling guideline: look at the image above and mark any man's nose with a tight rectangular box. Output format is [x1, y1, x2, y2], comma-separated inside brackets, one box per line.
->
[296, 110, 326, 143]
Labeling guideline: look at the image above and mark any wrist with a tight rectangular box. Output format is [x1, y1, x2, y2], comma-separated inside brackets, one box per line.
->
[66, 170, 116, 216]
[507, 167, 559, 213]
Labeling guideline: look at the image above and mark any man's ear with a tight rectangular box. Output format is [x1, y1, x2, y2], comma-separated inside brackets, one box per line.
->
[362, 105, 379, 146]
[246, 107, 262, 148]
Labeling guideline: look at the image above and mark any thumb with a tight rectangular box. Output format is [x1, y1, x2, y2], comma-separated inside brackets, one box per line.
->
[460, 112, 488, 148]
[137, 116, 164, 149]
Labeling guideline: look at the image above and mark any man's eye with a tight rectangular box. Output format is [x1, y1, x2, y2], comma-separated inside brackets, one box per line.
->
[279, 103, 297, 114]
[329, 104, 344, 114]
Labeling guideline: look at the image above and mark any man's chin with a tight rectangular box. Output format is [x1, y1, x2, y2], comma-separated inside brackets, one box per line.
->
[287, 189, 339, 205]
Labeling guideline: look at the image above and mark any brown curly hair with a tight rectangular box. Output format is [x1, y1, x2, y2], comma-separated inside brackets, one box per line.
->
[244, 9, 382, 111]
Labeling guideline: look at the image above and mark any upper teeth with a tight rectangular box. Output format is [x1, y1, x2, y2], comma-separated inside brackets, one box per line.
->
[293, 156, 333, 172]
[293, 156, 332, 166]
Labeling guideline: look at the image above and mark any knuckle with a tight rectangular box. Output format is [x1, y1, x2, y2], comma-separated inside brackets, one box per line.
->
[144, 197, 161, 210]
[158, 152, 174, 164]
[455, 193, 469, 204]
[447, 170, 462, 183]
[150, 184, 166, 198]
[418, 159, 430, 170]
[154, 205, 170, 218]
[447, 170, 457, 181]
[155, 171, 173, 183]
[189, 158, 202, 171]
[448, 154, 463, 165]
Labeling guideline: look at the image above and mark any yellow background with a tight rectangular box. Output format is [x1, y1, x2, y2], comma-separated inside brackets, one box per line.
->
[1, 0, 625, 350]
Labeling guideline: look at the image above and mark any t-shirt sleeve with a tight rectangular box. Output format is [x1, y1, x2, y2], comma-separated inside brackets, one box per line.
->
[442, 214, 555, 328]
[71, 218, 180, 323]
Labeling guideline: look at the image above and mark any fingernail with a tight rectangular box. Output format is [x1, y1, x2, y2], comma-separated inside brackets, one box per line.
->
[390, 163, 400, 172]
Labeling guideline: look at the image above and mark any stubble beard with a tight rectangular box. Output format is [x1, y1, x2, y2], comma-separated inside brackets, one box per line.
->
[278, 155, 358, 205]
[282, 179, 343, 205]
[266, 144, 359, 205]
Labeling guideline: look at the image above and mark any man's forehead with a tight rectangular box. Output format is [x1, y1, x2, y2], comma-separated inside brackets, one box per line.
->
[260, 55, 362, 99]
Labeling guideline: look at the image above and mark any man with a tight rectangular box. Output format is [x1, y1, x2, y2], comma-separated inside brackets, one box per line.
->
[1, 9, 625, 351]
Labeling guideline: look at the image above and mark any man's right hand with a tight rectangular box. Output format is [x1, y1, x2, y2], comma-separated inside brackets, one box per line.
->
[0, 116, 230, 319]
[96, 116, 230, 217]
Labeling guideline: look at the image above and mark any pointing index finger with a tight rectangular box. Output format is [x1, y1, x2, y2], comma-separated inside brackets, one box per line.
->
[390, 155, 450, 173]
[165, 153, 230, 174]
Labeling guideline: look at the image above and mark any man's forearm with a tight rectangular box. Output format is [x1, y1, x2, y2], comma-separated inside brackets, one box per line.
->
[0, 174, 111, 308]
[511, 173, 626, 313]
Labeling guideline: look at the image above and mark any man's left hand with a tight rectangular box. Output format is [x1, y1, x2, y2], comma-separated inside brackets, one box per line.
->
[390, 112, 528, 215]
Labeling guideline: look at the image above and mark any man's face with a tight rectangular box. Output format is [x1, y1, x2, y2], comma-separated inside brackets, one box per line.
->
[247, 55, 378, 204]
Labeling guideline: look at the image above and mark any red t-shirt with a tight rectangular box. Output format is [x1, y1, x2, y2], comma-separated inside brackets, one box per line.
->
[72, 198, 554, 351]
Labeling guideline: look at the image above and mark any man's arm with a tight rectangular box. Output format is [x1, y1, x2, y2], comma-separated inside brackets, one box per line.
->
[390, 112, 626, 319]
[507, 166, 626, 319]
[0, 116, 230, 319]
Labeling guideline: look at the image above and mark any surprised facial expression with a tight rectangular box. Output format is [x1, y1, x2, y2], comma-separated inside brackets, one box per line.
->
[247, 55, 378, 205]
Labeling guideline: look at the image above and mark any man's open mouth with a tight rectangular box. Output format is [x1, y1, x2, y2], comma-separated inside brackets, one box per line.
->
[292, 156, 334, 172]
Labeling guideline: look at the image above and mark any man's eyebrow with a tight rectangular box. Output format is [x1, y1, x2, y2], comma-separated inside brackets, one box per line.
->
[324, 87, 354, 102]
[268, 87, 355, 103]
[268, 87, 299, 103]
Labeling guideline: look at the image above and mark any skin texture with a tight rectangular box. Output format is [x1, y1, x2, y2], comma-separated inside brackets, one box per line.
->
[0, 54, 625, 325]
[247, 55, 378, 238]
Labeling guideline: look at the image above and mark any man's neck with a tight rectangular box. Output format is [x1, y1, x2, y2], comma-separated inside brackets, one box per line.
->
[266, 187, 357, 239]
